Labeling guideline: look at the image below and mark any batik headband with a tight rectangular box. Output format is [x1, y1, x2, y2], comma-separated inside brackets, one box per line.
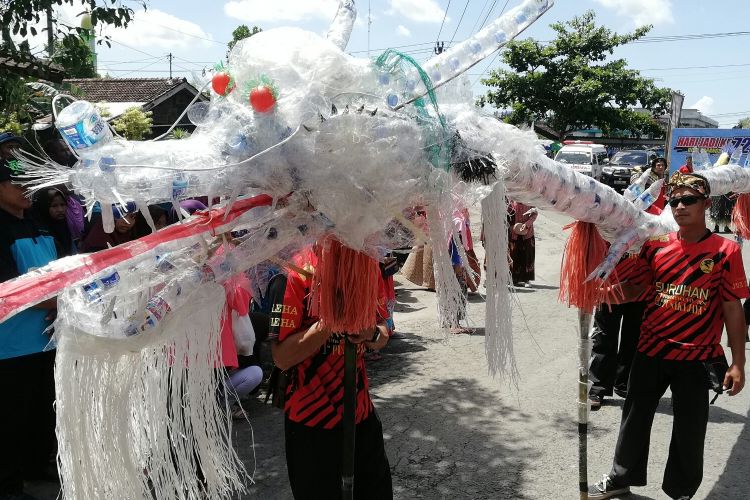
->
[666, 171, 710, 198]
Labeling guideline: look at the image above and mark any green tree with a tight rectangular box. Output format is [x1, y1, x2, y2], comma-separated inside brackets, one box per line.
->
[1, 1, 145, 127]
[50, 36, 97, 78]
[737, 117, 750, 129]
[227, 25, 262, 57]
[112, 107, 153, 140]
[0, 113, 23, 135]
[481, 11, 672, 140]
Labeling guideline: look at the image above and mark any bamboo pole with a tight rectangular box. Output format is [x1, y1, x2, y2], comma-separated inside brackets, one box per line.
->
[341, 337, 357, 499]
[578, 309, 593, 500]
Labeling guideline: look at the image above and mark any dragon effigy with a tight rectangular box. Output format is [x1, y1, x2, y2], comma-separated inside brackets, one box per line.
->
[4, 0, 750, 497]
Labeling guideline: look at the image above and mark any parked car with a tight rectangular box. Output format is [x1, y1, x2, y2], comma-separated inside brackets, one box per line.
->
[554, 143, 609, 179]
[600, 150, 650, 192]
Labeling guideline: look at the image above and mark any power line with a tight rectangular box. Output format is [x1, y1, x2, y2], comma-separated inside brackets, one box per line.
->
[470, 0, 512, 86]
[448, 0, 471, 46]
[435, 0, 452, 44]
[478, 0, 501, 32]
[467, 0, 492, 36]
[137, 19, 226, 45]
[348, 41, 434, 55]
[634, 31, 750, 43]
[106, 57, 166, 77]
[639, 62, 750, 72]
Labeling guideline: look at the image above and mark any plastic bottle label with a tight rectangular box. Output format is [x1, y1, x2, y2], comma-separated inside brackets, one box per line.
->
[59, 113, 108, 150]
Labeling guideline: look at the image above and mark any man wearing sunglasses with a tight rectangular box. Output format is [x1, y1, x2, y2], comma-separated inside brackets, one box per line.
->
[589, 172, 749, 500]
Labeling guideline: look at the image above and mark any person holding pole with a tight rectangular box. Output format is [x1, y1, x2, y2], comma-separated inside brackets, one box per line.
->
[268, 247, 393, 500]
[589, 172, 748, 499]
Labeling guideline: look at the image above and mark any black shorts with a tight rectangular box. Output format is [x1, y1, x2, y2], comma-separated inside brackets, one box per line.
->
[285, 411, 393, 500]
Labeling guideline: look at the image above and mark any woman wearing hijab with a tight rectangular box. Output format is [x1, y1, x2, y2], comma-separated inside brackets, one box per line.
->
[33, 188, 77, 257]
[79, 203, 138, 253]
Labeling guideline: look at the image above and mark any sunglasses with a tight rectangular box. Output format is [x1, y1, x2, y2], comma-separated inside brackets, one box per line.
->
[668, 195, 705, 208]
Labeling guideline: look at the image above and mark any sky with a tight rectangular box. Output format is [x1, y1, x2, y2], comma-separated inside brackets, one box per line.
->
[23, 0, 750, 128]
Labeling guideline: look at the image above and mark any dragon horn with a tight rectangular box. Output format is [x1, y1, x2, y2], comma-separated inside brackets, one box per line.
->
[326, 0, 357, 50]
[400, 0, 553, 103]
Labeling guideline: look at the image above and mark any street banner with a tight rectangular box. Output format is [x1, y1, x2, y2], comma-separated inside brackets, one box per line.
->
[669, 128, 750, 173]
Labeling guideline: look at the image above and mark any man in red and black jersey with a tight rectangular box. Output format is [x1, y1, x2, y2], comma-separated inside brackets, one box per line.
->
[589, 172, 748, 500]
[268, 248, 393, 499]
[588, 252, 648, 409]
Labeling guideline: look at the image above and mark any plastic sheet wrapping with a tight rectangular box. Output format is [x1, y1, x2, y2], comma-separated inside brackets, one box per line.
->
[325, 0, 356, 50]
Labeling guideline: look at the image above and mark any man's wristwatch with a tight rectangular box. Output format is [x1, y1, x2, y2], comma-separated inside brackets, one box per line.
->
[370, 326, 381, 343]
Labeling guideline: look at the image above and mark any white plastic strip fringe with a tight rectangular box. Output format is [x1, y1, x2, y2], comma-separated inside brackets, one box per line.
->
[481, 182, 517, 382]
[427, 194, 466, 329]
[54, 283, 248, 500]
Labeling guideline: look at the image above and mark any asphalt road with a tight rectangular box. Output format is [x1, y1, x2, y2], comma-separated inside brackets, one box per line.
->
[233, 208, 750, 500]
[27, 207, 750, 499]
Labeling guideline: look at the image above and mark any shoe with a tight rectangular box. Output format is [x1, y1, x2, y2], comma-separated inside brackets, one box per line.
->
[613, 388, 628, 399]
[588, 474, 630, 499]
[589, 394, 603, 410]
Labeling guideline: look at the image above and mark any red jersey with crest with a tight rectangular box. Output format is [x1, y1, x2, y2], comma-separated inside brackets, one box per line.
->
[267, 258, 390, 429]
[633, 232, 749, 360]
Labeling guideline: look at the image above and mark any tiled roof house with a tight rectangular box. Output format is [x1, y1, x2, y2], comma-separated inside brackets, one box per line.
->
[63, 77, 208, 137]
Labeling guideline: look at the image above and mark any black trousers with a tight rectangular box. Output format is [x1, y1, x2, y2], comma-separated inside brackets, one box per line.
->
[609, 352, 709, 499]
[589, 301, 646, 397]
[0, 350, 57, 495]
[285, 411, 393, 500]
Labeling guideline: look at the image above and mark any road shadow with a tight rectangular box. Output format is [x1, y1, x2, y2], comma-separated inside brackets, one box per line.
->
[706, 405, 750, 499]
[394, 286, 429, 313]
[595, 397, 747, 424]
[375, 377, 538, 499]
[527, 282, 559, 291]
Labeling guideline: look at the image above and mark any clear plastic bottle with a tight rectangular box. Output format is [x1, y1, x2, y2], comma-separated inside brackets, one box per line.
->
[624, 168, 651, 202]
[56, 101, 113, 152]
[633, 179, 664, 211]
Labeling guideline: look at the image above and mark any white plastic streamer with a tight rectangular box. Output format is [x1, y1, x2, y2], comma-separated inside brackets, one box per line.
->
[54, 283, 248, 500]
[481, 182, 517, 382]
[426, 182, 466, 329]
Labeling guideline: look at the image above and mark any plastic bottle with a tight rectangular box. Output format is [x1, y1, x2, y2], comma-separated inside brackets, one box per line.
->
[624, 168, 651, 202]
[633, 179, 664, 211]
[81, 269, 121, 302]
[56, 101, 113, 152]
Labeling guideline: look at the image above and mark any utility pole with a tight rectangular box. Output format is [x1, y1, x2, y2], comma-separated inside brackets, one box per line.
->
[434, 41, 445, 55]
[167, 53, 173, 79]
[46, 7, 54, 57]
[367, 0, 371, 57]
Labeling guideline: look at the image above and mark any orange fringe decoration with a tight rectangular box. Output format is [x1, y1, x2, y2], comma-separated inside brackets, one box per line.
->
[732, 193, 750, 239]
[312, 238, 380, 333]
[558, 221, 610, 311]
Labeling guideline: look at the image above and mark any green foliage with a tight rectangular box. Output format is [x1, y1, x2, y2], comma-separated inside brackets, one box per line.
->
[95, 102, 111, 118]
[112, 107, 153, 140]
[737, 117, 750, 129]
[1, 1, 144, 126]
[227, 25, 262, 57]
[169, 128, 190, 140]
[0, 113, 23, 135]
[1, 1, 144, 52]
[50, 36, 97, 78]
[481, 11, 673, 140]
